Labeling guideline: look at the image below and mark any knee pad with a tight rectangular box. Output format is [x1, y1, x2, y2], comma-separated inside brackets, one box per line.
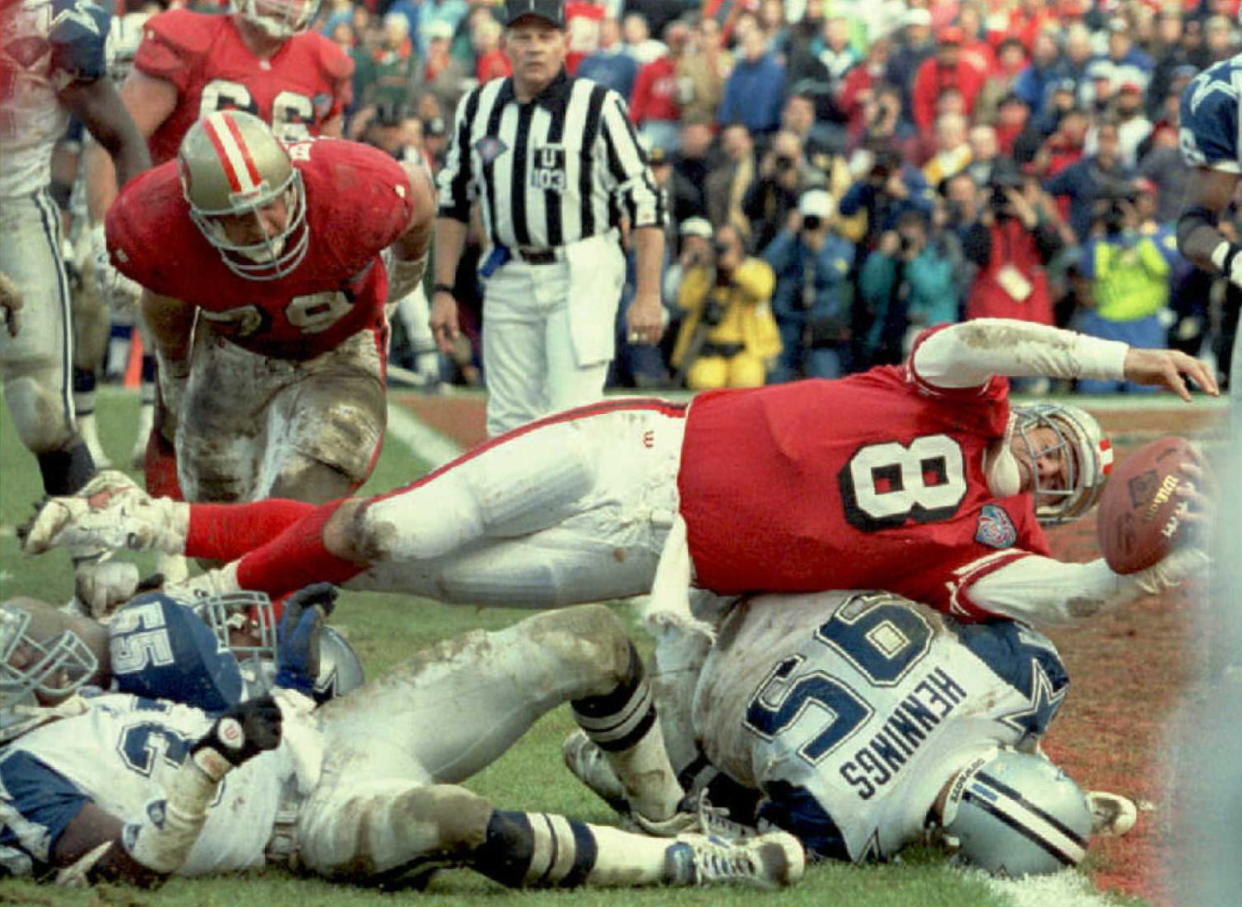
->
[263, 451, 356, 504]
[3, 375, 73, 451]
[393, 785, 492, 855]
[362, 424, 597, 561]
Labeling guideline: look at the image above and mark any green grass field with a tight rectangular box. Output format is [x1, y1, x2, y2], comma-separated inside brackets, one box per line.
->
[0, 390, 1138, 906]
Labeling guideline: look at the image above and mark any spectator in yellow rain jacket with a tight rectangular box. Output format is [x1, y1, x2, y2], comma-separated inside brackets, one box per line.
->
[672, 224, 781, 389]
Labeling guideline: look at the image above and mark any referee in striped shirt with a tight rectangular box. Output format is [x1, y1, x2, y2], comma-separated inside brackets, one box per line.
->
[430, 0, 668, 436]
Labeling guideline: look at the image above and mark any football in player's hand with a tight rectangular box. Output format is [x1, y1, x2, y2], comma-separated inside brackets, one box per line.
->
[1096, 436, 1202, 574]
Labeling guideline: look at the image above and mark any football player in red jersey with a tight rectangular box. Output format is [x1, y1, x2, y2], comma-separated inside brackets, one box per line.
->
[25, 319, 1213, 629]
[99, 109, 434, 507]
[82, 0, 353, 493]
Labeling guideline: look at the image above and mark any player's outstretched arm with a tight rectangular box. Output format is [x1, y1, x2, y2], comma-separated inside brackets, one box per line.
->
[1121, 348, 1220, 400]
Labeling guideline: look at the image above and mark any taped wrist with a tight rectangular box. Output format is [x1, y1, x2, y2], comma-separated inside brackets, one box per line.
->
[387, 252, 429, 301]
[121, 758, 220, 874]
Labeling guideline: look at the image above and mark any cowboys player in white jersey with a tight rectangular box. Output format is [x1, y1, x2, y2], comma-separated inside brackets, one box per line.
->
[0, 596, 804, 890]
[0, 0, 150, 614]
[569, 589, 1116, 877]
[0, 0, 148, 497]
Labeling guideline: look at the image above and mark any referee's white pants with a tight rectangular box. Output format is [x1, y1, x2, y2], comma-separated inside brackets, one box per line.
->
[481, 255, 621, 437]
[0, 190, 78, 453]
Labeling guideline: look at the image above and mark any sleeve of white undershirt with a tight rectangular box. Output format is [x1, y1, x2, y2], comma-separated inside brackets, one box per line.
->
[966, 554, 1152, 626]
[911, 319, 1130, 389]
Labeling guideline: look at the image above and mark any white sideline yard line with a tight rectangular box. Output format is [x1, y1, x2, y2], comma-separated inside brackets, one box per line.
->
[385, 399, 464, 468]
[967, 868, 1119, 907]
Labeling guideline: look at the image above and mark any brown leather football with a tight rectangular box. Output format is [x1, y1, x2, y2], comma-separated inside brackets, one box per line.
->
[1096, 435, 1199, 574]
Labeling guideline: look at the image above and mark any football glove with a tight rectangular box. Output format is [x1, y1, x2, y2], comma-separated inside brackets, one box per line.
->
[190, 695, 283, 781]
[275, 582, 338, 697]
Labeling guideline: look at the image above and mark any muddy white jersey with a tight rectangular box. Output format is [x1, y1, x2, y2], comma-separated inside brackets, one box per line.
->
[692, 591, 1069, 862]
[0, 0, 109, 198]
[0, 693, 296, 877]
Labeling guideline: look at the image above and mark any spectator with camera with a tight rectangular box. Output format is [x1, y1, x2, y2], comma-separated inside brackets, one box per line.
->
[858, 208, 960, 367]
[960, 164, 1063, 331]
[838, 146, 935, 255]
[670, 224, 780, 389]
[1073, 181, 1181, 393]
[742, 130, 824, 254]
[761, 189, 856, 381]
[1045, 120, 1134, 244]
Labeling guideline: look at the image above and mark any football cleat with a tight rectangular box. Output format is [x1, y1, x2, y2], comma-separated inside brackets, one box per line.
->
[1086, 790, 1138, 838]
[562, 729, 629, 815]
[663, 831, 804, 889]
[20, 470, 184, 556]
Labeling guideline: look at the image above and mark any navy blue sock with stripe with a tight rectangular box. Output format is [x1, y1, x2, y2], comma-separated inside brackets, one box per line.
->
[472, 810, 598, 888]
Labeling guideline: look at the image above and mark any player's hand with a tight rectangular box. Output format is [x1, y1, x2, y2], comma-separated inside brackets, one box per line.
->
[0, 270, 22, 338]
[626, 289, 666, 345]
[1121, 348, 1219, 401]
[275, 583, 337, 697]
[429, 289, 460, 355]
[191, 695, 283, 780]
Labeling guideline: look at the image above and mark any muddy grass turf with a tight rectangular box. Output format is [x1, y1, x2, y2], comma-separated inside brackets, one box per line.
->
[401, 395, 1224, 905]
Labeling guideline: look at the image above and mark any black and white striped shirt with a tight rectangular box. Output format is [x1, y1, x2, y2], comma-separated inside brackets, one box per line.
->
[436, 70, 666, 251]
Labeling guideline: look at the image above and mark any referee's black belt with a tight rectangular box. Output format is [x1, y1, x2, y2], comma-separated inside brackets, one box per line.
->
[514, 246, 567, 265]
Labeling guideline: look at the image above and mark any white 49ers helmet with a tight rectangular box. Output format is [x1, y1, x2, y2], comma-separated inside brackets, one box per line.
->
[177, 110, 310, 280]
[1013, 402, 1113, 524]
[233, 0, 322, 40]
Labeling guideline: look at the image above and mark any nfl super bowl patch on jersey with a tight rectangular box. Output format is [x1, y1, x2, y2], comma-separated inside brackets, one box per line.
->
[975, 504, 1017, 549]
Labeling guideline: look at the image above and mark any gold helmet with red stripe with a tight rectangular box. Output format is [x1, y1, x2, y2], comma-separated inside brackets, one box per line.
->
[176, 110, 309, 281]
[233, 0, 322, 40]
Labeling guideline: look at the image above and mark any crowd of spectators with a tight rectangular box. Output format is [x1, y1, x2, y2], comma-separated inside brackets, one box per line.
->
[190, 0, 1242, 393]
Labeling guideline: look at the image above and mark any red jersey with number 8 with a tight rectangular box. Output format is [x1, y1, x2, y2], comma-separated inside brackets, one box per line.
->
[106, 138, 413, 360]
[677, 357, 1051, 614]
[135, 9, 352, 164]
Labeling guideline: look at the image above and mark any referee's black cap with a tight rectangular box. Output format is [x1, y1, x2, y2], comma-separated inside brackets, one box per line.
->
[504, 0, 565, 28]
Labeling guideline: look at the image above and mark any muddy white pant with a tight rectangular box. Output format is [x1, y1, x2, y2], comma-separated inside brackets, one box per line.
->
[294, 605, 658, 881]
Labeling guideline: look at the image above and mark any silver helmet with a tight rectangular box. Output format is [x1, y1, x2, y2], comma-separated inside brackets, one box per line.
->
[941, 748, 1093, 877]
[1013, 402, 1113, 524]
[311, 625, 365, 702]
[233, 0, 322, 40]
[0, 601, 98, 723]
[177, 109, 309, 280]
[194, 590, 362, 701]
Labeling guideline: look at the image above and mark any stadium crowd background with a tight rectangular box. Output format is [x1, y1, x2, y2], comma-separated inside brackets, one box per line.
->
[110, 0, 1242, 394]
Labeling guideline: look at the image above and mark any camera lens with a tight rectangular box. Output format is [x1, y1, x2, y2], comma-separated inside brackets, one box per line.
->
[713, 241, 730, 256]
[803, 215, 822, 230]
[775, 155, 795, 171]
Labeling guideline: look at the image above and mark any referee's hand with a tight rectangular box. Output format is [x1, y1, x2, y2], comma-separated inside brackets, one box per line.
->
[625, 289, 665, 345]
[430, 288, 461, 354]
